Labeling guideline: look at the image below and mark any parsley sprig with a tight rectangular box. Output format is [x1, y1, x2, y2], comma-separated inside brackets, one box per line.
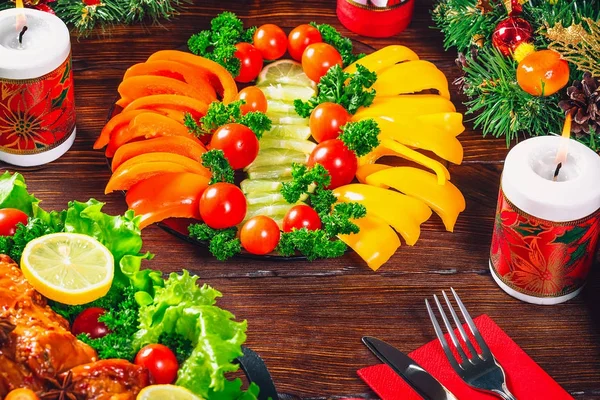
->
[188, 223, 241, 261]
[339, 119, 381, 157]
[184, 100, 272, 139]
[201, 150, 235, 184]
[187, 12, 256, 77]
[310, 22, 364, 67]
[277, 228, 347, 261]
[294, 64, 377, 118]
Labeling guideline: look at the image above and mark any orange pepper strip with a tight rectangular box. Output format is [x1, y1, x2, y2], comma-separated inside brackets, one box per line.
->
[123, 94, 209, 119]
[95, 110, 149, 150]
[147, 50, 238, 104]
[126, 172, 209, 229]
[105, 152, 211, 193]
[123, 60, 216, 91]
[112, 136, 206, 171]
[338, 213, 400, 271]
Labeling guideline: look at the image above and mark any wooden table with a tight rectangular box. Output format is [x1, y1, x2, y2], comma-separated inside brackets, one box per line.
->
[5, 0, 600, 398]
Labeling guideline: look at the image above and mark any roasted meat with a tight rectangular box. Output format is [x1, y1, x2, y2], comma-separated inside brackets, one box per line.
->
[67, 359, 150, 400]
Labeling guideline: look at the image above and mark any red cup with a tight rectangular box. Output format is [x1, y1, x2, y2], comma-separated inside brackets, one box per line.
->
[336, 0, 415, 38]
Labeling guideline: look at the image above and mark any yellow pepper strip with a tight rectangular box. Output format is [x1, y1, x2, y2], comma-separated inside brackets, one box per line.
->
[352, 95, 455, 120]
[359, 138, 450, 185]
[374, 116, 464, 164]
[343, 45, 419, 75]
[366, 167, 466, 232]
[356, 164, 392, 187]
[373, 61, 450, 99]
[333, 184, 432, 245]
[417, 112, 464, 137]
[338, 214, 401, 271]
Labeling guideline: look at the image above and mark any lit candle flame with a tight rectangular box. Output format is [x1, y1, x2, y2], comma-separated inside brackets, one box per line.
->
[16, 0, 27, 33]
[553, 112, 572, 181]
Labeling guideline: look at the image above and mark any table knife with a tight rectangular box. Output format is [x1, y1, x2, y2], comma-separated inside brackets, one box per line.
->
[362, 336, 458, 400]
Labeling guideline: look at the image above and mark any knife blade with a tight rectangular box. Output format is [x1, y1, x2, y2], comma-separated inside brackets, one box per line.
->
[362, 336, 458, 400]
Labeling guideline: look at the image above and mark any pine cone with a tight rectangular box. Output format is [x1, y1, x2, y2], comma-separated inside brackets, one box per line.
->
[559, 72, 600, 135]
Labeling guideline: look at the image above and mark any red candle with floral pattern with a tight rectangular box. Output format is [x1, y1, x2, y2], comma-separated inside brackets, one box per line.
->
[0, 8, 75, 167]
[490, 136, 600, 305]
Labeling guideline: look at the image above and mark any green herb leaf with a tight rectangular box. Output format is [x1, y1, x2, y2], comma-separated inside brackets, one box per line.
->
[201, 101, 244, 133]
[339, 119, 381, 157]
[201, 150, 235, 184]
[310, 22, 364, 66]
[158, 332, 194, 364]
[188, 223, 241, 261]
[281, 163, 330, 204]
[321, 203, 366, 236]
[310, 188, 337, 216]
[277, 228, 347, 261]
[239, 110, 272, 139]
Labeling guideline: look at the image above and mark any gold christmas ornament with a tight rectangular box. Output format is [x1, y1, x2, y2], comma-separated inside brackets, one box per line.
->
[475, 0, 493, 14]
[545, 18, 600, 77]
[473, 34, 485, 47]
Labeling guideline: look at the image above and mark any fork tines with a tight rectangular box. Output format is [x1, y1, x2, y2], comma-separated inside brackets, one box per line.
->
[425, 288, 491, 370]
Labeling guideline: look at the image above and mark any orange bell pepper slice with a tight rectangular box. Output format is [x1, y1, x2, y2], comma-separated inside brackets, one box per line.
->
[111, 136, 206, 171]
[116, 75, 217, 109]
[95, 109, 149, 150]
[123, 94, 209, 119]
[147, 50, 238, 104]
[105, 152, 210, 193]
[126, 172, 209, 229]
[123, 60, 216, 91]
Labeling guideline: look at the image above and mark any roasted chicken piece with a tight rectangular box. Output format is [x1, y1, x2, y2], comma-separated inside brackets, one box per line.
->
[0, 255, 98, 395]
[67, 359, 150, 400]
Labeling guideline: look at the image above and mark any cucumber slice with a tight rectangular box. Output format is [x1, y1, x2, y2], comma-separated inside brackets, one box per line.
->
[267, 113, 307, 126]
[267, 100, 297, 114]
[246, 192, 308, 206]
[257, 83, 315, 102]
[240, 179, 287, 194]
[259, 138, 317, 154]
[262, 124, 312, 140]
[246, 148, 308, 171]
[247, 165, 293, 180]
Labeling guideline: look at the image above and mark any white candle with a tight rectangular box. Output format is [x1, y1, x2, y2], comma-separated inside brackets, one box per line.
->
[490, 135, 600, 305]
[0, 8, 76, 166]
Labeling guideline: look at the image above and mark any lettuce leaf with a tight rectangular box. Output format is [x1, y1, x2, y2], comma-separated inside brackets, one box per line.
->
[0, 171, 39, 216]
[134, 271, 257, 400]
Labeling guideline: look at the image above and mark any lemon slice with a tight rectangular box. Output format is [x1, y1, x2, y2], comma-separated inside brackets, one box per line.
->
[21, 233, 114, 305]
[258, 59, 316, 88]
[137, 385, 203, 400]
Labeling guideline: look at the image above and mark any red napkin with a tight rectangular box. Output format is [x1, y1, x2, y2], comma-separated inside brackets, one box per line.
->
[358, 315, 573, 400]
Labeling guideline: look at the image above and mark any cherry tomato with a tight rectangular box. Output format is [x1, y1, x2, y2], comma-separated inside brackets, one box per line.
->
[302, 43, 343, 83]
[135, 344, 179, 385]
[0, 208, 28, 236]
[282, 205, 322, 232]
[309, 103, 351, 143]
[308, 139, 357, 189]
[240, 216, 281, 255]
[209, 123, 259, 170]
[288, 24, 322, 61]
[234, 42, 263, 83]
[71, 307, 110, 339]
[5, 388, 39, 400]
[237, 86, 268, 114]
[199, 183, 247, 229]
[253, 24, 288, 60]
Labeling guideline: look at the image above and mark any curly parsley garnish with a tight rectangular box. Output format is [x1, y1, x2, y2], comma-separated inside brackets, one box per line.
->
[310, 22, 364, 67]
[188, 223, 241, 261]
[201, 150, 235, 184]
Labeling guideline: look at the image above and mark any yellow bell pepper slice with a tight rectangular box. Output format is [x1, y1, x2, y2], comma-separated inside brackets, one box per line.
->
[356, 164, 392, 187]
[338, 214, 401, 271]
[417, 112, 464, 137]
[344, 45, 419, 75]
[333, 184, 432, 245]
[359, 139, 450, 185]
[353, 95, 455, 120]
[374, 116, 464, 164]
[366, 167, 466, 232]
[373, 61, 450, 99]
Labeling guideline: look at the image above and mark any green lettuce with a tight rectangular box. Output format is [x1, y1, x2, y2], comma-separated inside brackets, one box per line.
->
[0, 171, 39, 216]
[134, 271, 258, 400]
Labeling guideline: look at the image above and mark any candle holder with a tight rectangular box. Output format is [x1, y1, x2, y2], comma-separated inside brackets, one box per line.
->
[0, 8, 75, 167]
[490, 136, 600, 305]
[336, 0, 415, 38]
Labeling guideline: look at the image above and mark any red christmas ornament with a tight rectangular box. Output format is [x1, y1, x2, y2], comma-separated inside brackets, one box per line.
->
[491, 17, 532, 57]
[83, 0, 101, 5]
[507, 0, 522, 16]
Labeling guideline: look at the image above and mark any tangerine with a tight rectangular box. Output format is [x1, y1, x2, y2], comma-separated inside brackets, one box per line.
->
[516, 50, 569, 96]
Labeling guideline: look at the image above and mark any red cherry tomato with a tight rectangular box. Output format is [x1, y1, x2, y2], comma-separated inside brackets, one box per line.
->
[309, 103, 351, 143]
[0, 208, 28, 236]
[282, 205, 322, 232]
[288, 24, 322, 61]
[253, 24, 288, 60]
[240, 216, 281, 255]
[237, 86, 268, 114]
[199, 183, 247, 229]
[234, 42, 263, 83]
[209, 123, 259, 170]
[302, 43, 343, 83]
[71, 307, 110, 339]
[308, 139, 357, 189]
[135, 344, 178, 385]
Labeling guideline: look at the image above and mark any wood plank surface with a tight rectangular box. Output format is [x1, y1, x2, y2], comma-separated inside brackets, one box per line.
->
[2, 0, 599, 398]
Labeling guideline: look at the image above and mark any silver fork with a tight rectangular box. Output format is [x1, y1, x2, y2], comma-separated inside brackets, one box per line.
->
[425, 288, 517, 400]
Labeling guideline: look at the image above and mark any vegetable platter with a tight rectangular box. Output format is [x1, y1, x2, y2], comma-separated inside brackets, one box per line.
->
[0, 171, 266, 400]
[95, 12, 467, 271]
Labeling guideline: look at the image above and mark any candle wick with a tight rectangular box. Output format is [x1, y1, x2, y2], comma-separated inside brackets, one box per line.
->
[18, 26, 28, 45]
[552, 162, 562, 182]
